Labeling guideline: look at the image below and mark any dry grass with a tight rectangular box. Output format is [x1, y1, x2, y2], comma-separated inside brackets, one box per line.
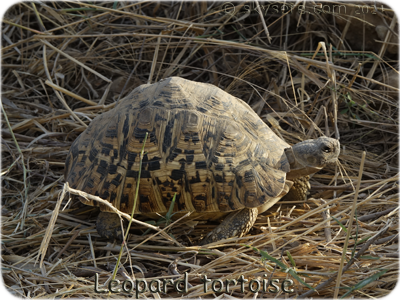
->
[1, 1, 398, 298]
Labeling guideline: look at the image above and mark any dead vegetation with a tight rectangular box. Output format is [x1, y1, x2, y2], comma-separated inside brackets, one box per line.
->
[1, 1, 398, 298]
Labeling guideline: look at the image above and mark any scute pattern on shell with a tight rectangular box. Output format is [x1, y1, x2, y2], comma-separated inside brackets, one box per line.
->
[65, 77, 291, 215]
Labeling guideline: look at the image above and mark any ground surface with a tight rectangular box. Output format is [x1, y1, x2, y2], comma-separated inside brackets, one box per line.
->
[1, 1, 398, 298]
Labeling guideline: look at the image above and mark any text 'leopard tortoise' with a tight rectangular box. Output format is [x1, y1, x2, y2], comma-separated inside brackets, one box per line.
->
[65, 77, 340, 245]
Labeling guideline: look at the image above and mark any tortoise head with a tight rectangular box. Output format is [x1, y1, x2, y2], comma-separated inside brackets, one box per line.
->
[285, 136, 340, 180]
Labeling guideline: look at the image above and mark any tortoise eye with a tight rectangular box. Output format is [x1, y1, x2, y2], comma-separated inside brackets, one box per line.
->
[322, 145, 331, 153]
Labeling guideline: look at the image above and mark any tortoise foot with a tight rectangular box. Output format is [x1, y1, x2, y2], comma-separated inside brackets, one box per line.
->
[200, 208, 258, 245]
[96, 212, 124, 241]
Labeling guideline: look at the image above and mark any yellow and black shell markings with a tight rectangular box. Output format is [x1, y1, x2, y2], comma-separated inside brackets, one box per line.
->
[65, 77, 291, 215]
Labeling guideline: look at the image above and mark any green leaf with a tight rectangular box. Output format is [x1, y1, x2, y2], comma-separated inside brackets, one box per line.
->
[59, 7, 97, 13]
[286, 250, 296, 267]
[144, 220, 156, 226]
[355, 235, 371, 245]
[165, 193, 177, 221]
[340, 269, 388, 298]
[113, 2, 118, 9]
[289, 271, 316, 291]
[332, 217, 348, 233]
[142, 193, 177, 236]
[244, 245, 315, 291]
[359, 256, 380, 260]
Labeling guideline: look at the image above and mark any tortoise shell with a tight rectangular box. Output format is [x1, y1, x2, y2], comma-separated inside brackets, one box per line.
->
[65, 77, 291, 216]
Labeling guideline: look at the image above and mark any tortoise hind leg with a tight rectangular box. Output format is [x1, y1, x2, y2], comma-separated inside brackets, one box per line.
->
[200, 208, 258, 245]
[96, 212, 124, 241]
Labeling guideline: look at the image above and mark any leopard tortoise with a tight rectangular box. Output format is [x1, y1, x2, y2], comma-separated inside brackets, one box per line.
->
[65, 77, 340, 245]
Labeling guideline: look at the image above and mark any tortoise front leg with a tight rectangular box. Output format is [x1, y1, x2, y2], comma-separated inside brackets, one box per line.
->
[200, 208, 258, 245]
[281, 175, 310, 202]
